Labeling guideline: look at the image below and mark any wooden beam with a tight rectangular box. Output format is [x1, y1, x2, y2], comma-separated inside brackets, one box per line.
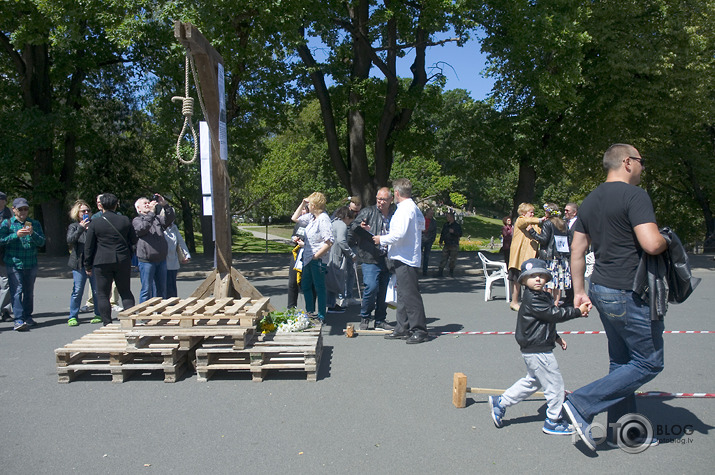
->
[174, 21, 232, 275]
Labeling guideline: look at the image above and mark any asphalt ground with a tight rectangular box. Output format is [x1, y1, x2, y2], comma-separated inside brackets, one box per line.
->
[1, 252, 713, 474]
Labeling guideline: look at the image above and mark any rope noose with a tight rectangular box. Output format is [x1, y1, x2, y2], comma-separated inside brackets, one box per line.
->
[172, 54, 199, 165]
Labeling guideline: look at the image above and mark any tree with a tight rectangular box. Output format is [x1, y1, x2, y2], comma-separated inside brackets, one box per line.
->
[0, 0, 141, 255]
[285, 0, 475, 206]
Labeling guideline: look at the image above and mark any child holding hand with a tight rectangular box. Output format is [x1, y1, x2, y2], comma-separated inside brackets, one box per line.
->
[489, 258, 590, 435]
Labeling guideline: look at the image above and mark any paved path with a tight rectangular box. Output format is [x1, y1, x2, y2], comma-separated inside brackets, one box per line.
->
[1, 253, 713, 473]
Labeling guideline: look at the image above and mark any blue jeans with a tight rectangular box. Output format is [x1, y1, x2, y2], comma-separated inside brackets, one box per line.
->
[166, 269, 178, 298]
[301, 259, 327, 320]
[69, 269, 97, 319]
[138, 260, 167, 302]
[567, 284, 664, 425]
[360, 262, 389, 321]
[7, 265, 38, 324]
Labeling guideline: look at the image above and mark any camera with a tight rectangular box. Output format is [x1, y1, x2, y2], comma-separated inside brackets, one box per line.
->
[152, 194, 161, 202]
[82, 213, 90, 221]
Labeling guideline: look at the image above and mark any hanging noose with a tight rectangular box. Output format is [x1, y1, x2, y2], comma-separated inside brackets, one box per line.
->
[172, 55, 199, 165]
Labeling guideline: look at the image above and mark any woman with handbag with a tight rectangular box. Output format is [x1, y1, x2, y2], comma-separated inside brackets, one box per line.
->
[164, 223, 191, 298]
[291, 192, 334, 322]
[66, 200, 101, 326]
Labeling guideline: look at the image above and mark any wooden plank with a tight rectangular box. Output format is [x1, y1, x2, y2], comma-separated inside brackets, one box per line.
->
[189, 269, 218, 299]
[161, 297, 199, 316]
[246, 297, 270, 317]
[183, 298, 216, 316]
[138, 297, 181, 317]
[119, 297, 163, 319]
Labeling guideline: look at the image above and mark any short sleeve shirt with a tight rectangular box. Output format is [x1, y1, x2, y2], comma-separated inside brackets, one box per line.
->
[297, 212, 334, 264]
[575, 181, 657, 290]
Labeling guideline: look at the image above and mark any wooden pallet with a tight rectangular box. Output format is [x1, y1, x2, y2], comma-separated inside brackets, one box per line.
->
[54, 324, 187, 383]
[195, 325, 322, 382]
[118, 296, 269, 350]
[119, 296, 271, 328]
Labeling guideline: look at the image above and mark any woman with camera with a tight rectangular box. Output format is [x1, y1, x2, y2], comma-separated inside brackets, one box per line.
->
[67, 200, 100, 326]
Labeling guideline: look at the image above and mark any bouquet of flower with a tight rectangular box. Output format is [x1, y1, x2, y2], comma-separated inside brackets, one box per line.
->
[259, 308, 312, 334]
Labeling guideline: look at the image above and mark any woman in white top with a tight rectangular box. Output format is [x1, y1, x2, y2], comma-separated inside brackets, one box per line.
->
[291, 192, 333, 321]
[164, 223, 191, 298]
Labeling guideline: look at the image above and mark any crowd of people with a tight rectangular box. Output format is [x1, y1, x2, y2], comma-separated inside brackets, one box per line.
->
[0, 143, 680, 449]
[0, 192, 190, 330]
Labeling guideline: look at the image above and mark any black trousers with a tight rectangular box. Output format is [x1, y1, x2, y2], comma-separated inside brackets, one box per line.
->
[93, 260, 135, 325]
[392, 260, 427, 334]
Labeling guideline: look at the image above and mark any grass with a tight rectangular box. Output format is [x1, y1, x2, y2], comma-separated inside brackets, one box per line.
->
[190, 215, 503, 254]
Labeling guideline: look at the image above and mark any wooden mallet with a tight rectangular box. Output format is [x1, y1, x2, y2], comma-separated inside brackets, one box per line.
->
[452, 372, 546, 408]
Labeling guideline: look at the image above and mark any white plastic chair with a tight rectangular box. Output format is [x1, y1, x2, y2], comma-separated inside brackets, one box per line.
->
[477, 252, 510, 303]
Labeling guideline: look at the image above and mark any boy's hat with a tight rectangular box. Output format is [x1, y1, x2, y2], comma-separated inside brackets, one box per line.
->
[12, 197, 29, 209]
[518, 258, 552, 284]
[0, 192, 6, 200]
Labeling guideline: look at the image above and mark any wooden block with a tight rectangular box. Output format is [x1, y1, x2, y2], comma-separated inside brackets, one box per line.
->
[453, 372, 467, 408]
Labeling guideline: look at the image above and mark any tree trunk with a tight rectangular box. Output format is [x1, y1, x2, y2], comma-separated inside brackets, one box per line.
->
[512, 157, 536, 217]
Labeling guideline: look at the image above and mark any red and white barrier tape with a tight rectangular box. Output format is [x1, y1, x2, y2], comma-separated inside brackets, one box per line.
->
[636, 391, 715, 398]
[439, 330, 715, 335]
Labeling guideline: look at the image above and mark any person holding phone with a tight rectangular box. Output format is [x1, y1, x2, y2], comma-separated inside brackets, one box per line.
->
[66, 200, 100, 326]
[0, 197, 45, 331]
[133, 193, 175, 302]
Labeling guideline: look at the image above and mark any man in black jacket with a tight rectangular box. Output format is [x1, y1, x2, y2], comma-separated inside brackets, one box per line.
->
[85, 193, 138, 325]
[347, 187, 394, 330]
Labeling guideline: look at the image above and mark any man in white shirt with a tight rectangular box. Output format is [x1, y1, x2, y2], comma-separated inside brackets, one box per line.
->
[373, 179, 428, 344]
[564, 202, 578, 230]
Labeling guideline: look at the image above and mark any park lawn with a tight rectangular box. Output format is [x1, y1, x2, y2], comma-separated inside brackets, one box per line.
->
[191, 216, 502, 254]
[192, 228, 294, 254]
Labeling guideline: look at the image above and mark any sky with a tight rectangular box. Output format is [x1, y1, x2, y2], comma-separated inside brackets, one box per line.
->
[398, 36, 496, 101]
[309, 34, 496, 101]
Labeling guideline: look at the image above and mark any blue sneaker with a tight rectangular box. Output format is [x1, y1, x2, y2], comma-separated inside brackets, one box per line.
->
[13, 321, 28, 331]
[542, 418, 576, 435]
[488, 395, 505, 428]
[563, 400, 596, 451]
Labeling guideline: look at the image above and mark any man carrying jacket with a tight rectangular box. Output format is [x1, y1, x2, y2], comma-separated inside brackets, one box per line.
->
[347, 187, 395, 331]
[133, 194, 175, 302]
[564, 143, 667, 452]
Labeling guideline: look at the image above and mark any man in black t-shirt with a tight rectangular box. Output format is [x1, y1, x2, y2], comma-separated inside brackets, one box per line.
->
[562, 144, 668, 452]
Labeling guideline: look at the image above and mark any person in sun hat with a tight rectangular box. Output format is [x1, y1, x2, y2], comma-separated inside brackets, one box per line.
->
[488, 258, 589, 435]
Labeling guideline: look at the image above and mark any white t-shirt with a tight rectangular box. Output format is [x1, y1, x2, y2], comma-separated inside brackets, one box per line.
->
[379, 198, 425, 268]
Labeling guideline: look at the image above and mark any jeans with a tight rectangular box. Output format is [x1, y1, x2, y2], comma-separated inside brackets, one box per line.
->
[360, 261, 390, 321]
[166, 269, 178, 298]
[301, 259, 327, 320]
[69, 269, 97, 319]
[7, 265, 38, 324]
[138, 260, 167, 302]
[567, 284, 664, 425]
[0, 265, 12, 315]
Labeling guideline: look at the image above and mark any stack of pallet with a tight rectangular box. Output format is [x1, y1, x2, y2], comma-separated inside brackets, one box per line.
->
[55, 324, 187, 383]
[196, 324, 323, 382]
[54, 296, 322, 383]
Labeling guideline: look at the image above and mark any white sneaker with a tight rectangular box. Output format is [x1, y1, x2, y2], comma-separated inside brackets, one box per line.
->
[79, 305, 93, 313]
[112, 305, 124, 312]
